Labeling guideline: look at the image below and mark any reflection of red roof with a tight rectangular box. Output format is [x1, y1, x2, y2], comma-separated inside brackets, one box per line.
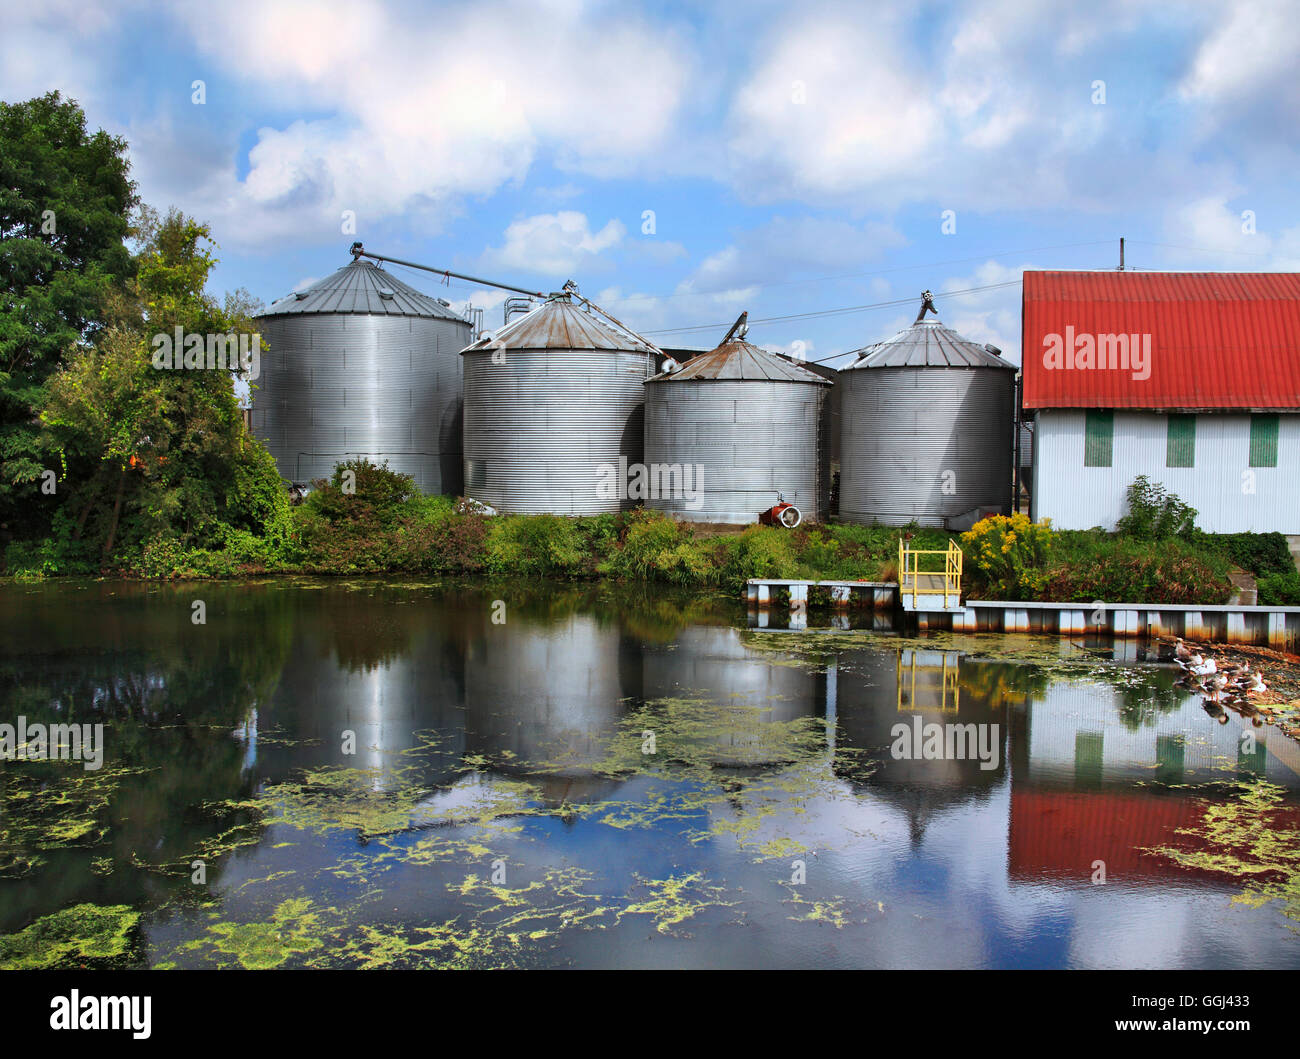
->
[1009, 788, 1224, 883]
[1021, 271, 1300, 410]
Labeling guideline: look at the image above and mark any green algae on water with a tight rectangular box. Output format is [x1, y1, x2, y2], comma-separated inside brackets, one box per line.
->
[616, 872, 738, 936]
[1147, 780, 1300, 931]
[0, 764, 146, 878]
[178, 896, 328, 969]
[0, 904, 140, 969]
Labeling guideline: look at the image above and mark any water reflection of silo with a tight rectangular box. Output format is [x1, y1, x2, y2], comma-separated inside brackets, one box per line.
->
[253, 595, 467, 790]
[465, 612, 638, 802]
[643, 626, 822, 766]
[835, 647, 1007, 843]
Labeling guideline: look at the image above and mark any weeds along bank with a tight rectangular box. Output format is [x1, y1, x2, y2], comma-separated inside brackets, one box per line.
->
[5, 460, 1298, 607]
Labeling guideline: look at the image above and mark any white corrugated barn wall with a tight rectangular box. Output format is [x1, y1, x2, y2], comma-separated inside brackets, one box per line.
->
[1030, 410, 1299, 533]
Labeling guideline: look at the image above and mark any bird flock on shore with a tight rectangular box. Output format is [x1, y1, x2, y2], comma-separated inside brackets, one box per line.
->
[1169, 637, 1272, 726]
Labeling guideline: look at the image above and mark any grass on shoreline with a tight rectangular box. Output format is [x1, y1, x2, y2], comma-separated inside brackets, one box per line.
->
[5, 461, 1297, 606]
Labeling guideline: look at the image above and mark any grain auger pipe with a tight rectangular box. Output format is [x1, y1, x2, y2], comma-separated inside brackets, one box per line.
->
[348, 242, 547, 300]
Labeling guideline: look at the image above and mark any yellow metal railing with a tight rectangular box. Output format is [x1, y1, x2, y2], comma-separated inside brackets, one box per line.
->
[898, 538, 963, 609]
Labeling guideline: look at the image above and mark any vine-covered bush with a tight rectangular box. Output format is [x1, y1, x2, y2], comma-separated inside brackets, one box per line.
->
[605, 510, 720, 585]
[722, 525, 799, 584]
[1189, 530, 1295, 578]
[485, 514, 585, 577]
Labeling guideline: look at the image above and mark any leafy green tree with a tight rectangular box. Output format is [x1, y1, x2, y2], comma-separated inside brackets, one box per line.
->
[0, 92, 136, 539]
[41, 208, 289, 565]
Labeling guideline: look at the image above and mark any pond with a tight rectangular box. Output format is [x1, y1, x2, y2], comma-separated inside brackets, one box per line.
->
[1, 579, 1297, 969]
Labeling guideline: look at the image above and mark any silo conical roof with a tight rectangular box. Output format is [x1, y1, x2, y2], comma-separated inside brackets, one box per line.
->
[647, 337, 831, 384]
[845, 312, 1014, 371]
[261, 259, 468, 321]
[462, 294, 658, 355]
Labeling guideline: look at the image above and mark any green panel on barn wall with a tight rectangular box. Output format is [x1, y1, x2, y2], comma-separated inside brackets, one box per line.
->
[1084, 411, 1113, 467]
[1166, 414, 1196, 468]
[1249, 414, 1279, 468]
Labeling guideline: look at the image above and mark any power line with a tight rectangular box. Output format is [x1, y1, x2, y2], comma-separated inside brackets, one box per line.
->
[379, 238, 1114, 308]
[1126, 239, 1273, 259]
[613, 239, 1113, 306]
[644, 280, 1023, 339]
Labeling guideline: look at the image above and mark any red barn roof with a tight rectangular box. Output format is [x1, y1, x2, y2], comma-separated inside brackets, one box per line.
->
[1021, 271, 1300, 410]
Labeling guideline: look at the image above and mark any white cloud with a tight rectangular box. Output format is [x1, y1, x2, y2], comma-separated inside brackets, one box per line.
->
[449, 287, 510, 329]
[626, 239, 689, 266]
[719, 0, 1289, 216]
[1179, 0, 1300, 107]
[482, 212, 626, 276]
[158, 0, 694, 246]
[726, 13, 938, 199]
[760, 338, 815, 361]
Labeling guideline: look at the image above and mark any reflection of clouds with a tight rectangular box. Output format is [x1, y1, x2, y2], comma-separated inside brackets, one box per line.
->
[1066, 885, 1290, 969]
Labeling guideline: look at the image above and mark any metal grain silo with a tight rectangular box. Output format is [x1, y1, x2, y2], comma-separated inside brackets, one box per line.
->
[252, 259, 472, 493]
[643, 316, 831, 523]
[461, 292, 657, 514]
[839, 293, 1016, 528]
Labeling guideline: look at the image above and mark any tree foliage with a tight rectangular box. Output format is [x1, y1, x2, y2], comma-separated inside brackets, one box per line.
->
[39, 208, 289, 567]
[0, 92, 137, 534]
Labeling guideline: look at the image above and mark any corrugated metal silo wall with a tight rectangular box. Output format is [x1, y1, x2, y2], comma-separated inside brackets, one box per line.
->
[644, 379, 827, 523]
[251, 313, 470, 493]
[462, 349, 653, 515]
[839, 366, 1014, 526]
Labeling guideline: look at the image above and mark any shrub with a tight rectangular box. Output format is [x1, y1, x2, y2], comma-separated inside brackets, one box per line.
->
[960, 513, 1053, 599]
[650, 539, 718, 585]
[1116, 475, 1197, 540]
[485, 515, 586, 577]
[1257, 571, 1300, 606]
[575, 513, 620, 558]
[129, 535, 213, 579]
[609, 511, 694, 580]
[3, 509, 97, 578]
[1189, 530, 1295, 578]
[1041, 539, 1232, 604]
[722, 526, 799, 585]
[798, 530, 841, 574]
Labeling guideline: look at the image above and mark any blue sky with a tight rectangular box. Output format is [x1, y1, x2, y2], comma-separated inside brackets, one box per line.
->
[4, 0, 1298, 366]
